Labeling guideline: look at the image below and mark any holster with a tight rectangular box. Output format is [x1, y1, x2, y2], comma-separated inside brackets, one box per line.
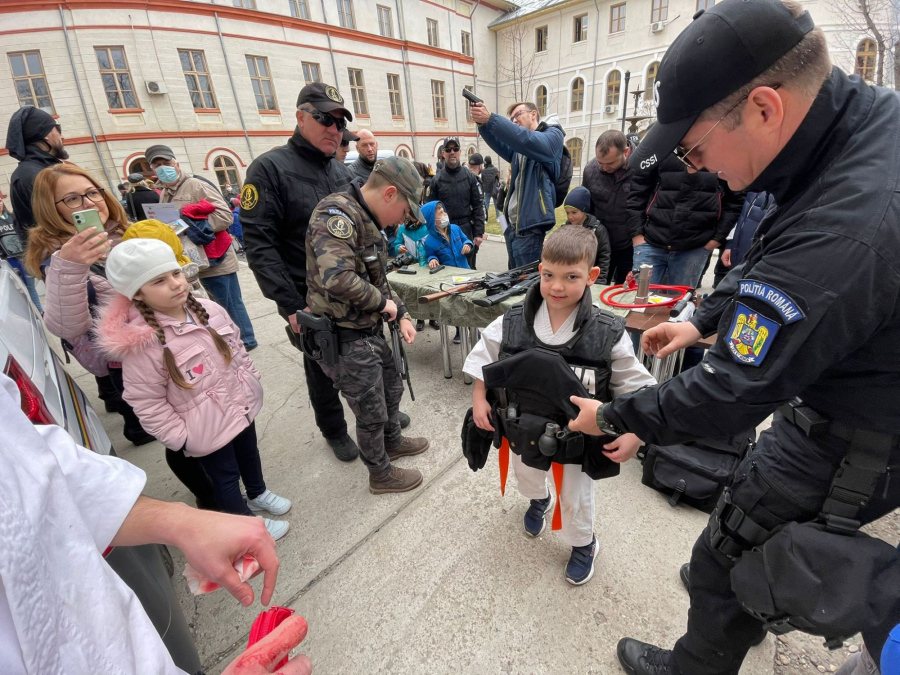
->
[293, 311, 339, 368]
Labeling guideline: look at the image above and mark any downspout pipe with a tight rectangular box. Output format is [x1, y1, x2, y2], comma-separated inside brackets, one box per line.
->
[215, 12, 255, 160]
[470, 0, 483, 151]
[585, 0, 602, 159]
[59, 5, 116, 189]
[394, 0, 418, 156]
[319, 0, 339, 82]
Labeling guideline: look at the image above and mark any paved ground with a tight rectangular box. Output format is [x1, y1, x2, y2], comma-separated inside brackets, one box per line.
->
[66, 237, 888, 675]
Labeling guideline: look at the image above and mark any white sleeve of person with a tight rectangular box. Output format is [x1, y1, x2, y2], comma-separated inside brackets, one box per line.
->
[0, 374, 185, 675]
[462, 316, 504, 381]
[609, 332, 657, 398]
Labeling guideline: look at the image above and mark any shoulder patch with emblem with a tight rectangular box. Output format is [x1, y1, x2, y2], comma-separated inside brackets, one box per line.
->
[727, 303, 780, 367]
[737, 280, 804, 324]
[326, 215, 354, 239]
[240, 183, 259, 211]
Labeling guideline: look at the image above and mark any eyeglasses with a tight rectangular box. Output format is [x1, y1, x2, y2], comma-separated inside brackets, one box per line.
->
[675, 84, 780, 171]
[300, 107, 348, 132]
[510, 109, 532, 123]
[56, 188, 105, 209]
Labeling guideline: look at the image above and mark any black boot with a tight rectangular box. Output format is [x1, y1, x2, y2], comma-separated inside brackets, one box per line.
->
[617, 639, 676, 675]
[327, 434, 360, 461]
[398, 411, 411, 429]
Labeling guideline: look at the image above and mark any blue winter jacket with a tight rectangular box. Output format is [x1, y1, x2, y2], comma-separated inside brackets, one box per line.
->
[422, 201, 472, 269]
[478, 113, 565, 235]
[726, 192, 775, 265]
[391, 220, 429, 256]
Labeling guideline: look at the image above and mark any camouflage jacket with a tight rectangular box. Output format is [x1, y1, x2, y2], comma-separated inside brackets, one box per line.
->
[306, 182, 406, 329]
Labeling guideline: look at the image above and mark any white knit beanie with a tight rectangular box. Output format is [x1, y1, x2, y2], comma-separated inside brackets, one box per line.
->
[106, 238, 183, 299]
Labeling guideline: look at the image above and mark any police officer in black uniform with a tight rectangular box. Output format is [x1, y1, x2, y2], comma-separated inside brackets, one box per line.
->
[429, 136, 486, 269]
[240, 83, 390, 462]
[566, 1, 900, 673]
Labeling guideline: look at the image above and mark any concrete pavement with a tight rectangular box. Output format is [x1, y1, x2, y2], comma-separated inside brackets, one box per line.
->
[69, 240, 776, 674]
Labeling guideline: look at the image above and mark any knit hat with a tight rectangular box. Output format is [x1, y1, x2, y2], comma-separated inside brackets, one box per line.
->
[122, 220, 192, 267]
[564, 186, 591, 214]
[106, 238, 182, 299]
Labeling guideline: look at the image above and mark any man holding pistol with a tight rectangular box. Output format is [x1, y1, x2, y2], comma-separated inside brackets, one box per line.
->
[305, 156, 430, 494]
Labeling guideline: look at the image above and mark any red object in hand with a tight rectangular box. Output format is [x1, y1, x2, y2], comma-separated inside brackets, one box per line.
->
[248, 606, 296, 669]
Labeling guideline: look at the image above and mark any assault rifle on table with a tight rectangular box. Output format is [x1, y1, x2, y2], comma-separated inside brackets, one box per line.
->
[417, 261, 540, 304]
[383, 313, 415, 401]
[472, 271, 540, 307]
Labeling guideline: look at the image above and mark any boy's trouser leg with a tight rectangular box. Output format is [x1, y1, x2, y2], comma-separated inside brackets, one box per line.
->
[512, 456, 595, 547]
[320, 336, 402, 476]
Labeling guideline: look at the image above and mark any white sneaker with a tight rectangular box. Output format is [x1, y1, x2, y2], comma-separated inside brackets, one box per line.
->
[263, 518, 290, 541]
[247, 489, 292, 516]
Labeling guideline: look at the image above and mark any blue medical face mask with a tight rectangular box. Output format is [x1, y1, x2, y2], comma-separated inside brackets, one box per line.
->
[155, 165, 179, 184]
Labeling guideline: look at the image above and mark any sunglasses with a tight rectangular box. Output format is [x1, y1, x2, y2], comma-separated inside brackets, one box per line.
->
[301, 107, 348, 132]
[444, 146, 460, 153]
[674, 84, 780, 171]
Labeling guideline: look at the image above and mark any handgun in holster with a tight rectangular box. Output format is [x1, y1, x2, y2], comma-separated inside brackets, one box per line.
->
[291, 311, 339, 368]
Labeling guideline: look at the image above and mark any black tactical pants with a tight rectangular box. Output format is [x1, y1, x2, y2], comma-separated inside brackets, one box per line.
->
[457, 221, 478, 270]
[303, 353, 349, 442]
[673, 415, 900, 675]
[320, 335, 404, 477]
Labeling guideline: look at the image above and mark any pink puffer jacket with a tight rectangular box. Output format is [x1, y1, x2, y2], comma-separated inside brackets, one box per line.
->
[96, 295, 263, 456]
[43, 251, 118, 376]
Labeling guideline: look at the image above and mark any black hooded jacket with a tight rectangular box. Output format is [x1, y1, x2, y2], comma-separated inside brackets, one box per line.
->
[10, 146, 61, 239]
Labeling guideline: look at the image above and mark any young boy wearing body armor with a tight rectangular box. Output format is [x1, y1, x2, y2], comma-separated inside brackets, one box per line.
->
[463, 225, 655, 584]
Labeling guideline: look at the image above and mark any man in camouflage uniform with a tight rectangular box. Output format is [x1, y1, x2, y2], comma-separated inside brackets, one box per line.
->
[306, 156, 430, 493]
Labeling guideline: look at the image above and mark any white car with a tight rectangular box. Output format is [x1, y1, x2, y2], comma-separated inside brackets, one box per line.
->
[0, 257, 204, 675]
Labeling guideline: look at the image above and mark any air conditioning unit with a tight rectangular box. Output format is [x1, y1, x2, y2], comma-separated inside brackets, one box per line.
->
[650, 21, 666, 33]
[146, 80, 168, 95]
[605, 105, 618, 114]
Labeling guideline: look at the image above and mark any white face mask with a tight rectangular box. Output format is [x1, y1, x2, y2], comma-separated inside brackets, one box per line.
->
[438, 215, 449, 229]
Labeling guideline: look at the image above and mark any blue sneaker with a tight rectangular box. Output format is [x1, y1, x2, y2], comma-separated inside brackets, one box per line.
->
[566, 536, 598, 585]
[523, 491, 554, 537]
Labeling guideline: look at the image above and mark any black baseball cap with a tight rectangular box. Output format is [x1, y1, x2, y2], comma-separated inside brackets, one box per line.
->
[468, 153, 483, 166]
[442, 136, 461, 150]
[297, 82, 353, 121]
[632, 0, 815, 171]
[341, 128, 360, 146]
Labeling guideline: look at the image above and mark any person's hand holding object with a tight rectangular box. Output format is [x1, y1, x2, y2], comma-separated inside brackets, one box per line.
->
[567, 396, 602, 435]
[58, 228, 110, 266]
[641, 322, 702, 359]
[470, 102, 491, 125]
[461, 244, 472, 255]
[222, 616, 312, 675]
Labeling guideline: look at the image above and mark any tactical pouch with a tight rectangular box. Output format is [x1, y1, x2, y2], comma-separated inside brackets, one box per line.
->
[461, 407, 493, 472]
[582, 435, 621, 480]
[731, 522, 900, 646]
[504, 413, 555, 472]
[641, 433, 755, 513]
[295, 312, 339, 367]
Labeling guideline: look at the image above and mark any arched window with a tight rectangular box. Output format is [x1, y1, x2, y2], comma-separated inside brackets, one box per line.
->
[213, 155, 240, 192]
[397, 148, 410, 159]
[645, 61, 659, 100]
[855, 39, 877, 82]
[467, 146, 476, 159]
[536, 85, 548, 117]
[565, 137, 584, 170]
[606, 70, 621, 107]
[128, 157, 153, 179]
[571, 77, 584, 112]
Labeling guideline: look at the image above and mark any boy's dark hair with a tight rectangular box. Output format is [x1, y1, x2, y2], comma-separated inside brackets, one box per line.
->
[542, 225, 597, 267]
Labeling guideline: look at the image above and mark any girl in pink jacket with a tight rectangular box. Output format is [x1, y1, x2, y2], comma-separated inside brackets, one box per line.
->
[97, 238, 290, 540]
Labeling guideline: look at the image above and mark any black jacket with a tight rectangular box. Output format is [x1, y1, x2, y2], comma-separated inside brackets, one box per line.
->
[428, 164, 485, 238]
[241, 128, 352, 316]
[10, 145, 61, 239]
[580, 214, 612, 279]
[581, 157, 633, 251]
[125, 185, 160, 221]
[606, 69, 900, 446]
[481, 165, 499, 199]
[350, 156, 375, 182]
[626, 152, 744, 251]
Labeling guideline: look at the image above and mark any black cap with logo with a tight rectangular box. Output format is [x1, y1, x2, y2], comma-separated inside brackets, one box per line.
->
[632, 0, 815, 171]
[296, 82, 353, 121]
[442, 136, 461, 151]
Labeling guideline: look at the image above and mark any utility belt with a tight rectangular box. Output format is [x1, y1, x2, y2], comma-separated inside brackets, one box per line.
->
[288, 311, 381, 368]
[713, 397, 900, 647]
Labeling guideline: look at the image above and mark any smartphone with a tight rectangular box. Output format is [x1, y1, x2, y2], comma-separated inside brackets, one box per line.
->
[72, 209, 103, 235]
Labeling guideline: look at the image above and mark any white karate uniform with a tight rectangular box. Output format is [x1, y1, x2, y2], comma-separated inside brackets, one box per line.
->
[0, 374, 187, 675]
[463, 301, 656, 548]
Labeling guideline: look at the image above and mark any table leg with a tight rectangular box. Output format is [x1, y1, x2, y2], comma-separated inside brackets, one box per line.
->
[440, 323, 453, 379]
[461, 327, 473, 384]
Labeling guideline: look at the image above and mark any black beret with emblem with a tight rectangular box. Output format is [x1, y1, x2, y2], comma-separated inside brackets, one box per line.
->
[297, 82, 353, 121]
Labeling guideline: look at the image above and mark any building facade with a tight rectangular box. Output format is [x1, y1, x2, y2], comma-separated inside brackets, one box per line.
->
[488, 0, 896, 178]
[0, 0, 514, 196]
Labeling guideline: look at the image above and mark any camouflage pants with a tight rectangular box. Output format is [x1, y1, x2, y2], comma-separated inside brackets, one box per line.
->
[320, 335, 404, 476]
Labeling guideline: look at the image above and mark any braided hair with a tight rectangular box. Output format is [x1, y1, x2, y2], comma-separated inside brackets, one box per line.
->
[133, 292, 232, 390]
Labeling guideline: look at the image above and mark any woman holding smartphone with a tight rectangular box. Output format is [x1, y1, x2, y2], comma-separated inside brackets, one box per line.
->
[25, 164, 217, 510]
